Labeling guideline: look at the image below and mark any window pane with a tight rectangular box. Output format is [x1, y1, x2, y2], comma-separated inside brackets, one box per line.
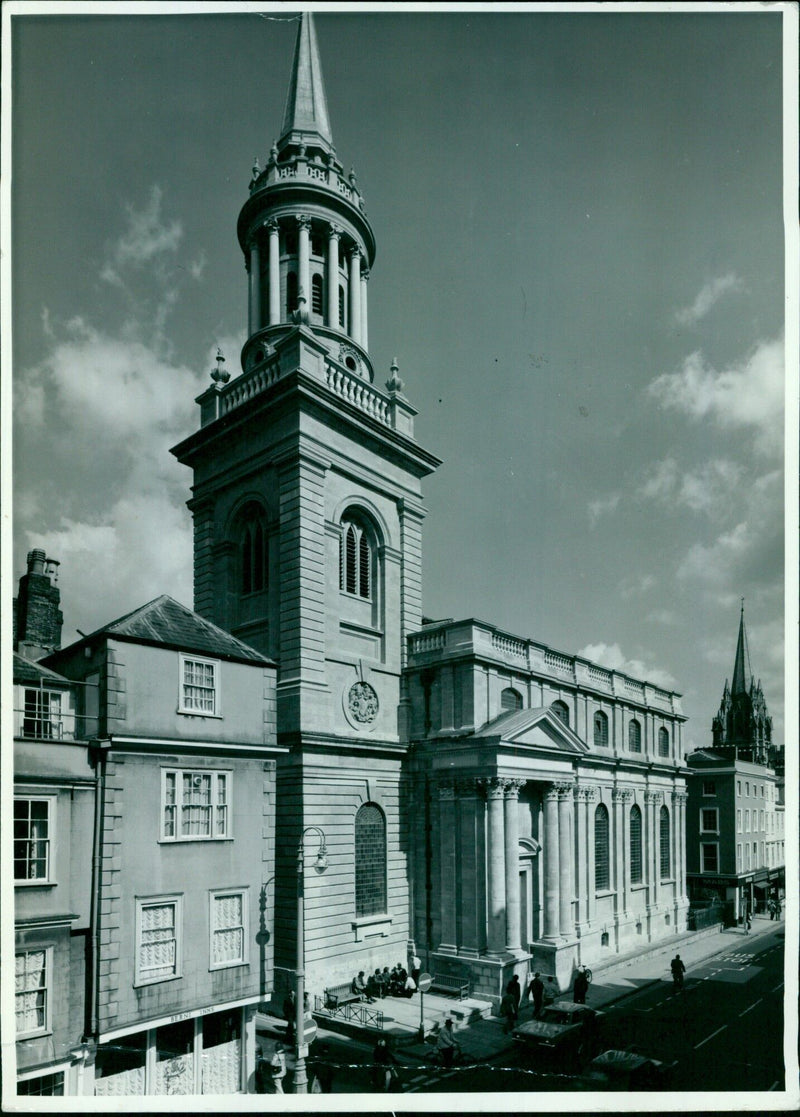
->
[15, 951, 47, 1033]
[212, 893, 244, 965]
[140, 903, 177, 979]
[628, 720, 641, 752]
[660, 806, 671, 878]
[630, 806, 642, 884]
[594, 805, 609, 890]
[345, 525, 358, 594]
[13, 799, 49, 880]
[355, 804, 386, 917]
[358, 531, 370, 598]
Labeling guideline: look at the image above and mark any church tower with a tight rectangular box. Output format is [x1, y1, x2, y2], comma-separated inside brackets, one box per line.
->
[711, 604, 772, 763]
[172, 13, 440, 994]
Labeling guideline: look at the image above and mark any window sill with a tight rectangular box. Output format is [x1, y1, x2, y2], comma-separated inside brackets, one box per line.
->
[14, 879, 56, 888]
[351, 914, 392, 942]
[176, 709, 223, 720]
[133, 973, 182, 989]
[209, 960, 249, 972]
[158, 836, 233, 845]
[630, 882, 647, 891]
[594, 889, 616, 899]
[17, 1029, 52, 1042]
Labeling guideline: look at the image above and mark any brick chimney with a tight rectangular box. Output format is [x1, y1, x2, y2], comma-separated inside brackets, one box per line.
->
[14, 548, 63, 660]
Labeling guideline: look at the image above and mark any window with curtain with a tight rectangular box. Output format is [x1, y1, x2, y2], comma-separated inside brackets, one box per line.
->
[628, 719, 642, 752]
[14, 797, 51, 881]
[15, 949, 49, 1037]
[355, 803, 387, 917]
[594, 711, 609, 747]
[630, 804, 643, 884]
[551, 700, 570, 727]
[594, 803, 610, 890]
[660, 805, 671, 878]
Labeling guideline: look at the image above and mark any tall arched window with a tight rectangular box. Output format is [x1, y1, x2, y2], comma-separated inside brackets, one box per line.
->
[660, 805, 671, 878]
[630, 804, 643, 884]
[286, 271, 298, 316]
[355, 803, 387, 917]
[594, 711, 609, 748]
[628, 719, 642, 753]
[595, 803, 610, 890]
[340, 518, 372, 599]
[501, 688, 523, 713]
[338, 285, 346, 331]
[239, 503, 268, 595]
[658, 727, 670, 757]
[311, 273, 323, 315]
[551, 700, 570, 728]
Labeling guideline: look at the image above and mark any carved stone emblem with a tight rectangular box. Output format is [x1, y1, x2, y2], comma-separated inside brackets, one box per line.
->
[348, 681, 379, 724]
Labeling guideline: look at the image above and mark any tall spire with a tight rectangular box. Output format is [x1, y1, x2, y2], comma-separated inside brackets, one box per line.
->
[731, 600, 752, 696]
[279, 12, 333, 153]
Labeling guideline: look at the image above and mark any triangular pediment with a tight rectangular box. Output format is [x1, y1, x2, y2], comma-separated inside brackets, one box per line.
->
[472, 707, 589, 754]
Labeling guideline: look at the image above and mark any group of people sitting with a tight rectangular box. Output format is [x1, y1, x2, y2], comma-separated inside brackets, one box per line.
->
[352, 963, 417, 1002]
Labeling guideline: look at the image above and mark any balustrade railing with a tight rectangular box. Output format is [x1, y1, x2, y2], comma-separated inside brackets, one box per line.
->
[324, 361, 389, 425]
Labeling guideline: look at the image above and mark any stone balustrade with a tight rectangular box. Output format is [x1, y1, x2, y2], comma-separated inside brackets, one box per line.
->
[324, 360, 389, 425]
[251, 156, 366, 214]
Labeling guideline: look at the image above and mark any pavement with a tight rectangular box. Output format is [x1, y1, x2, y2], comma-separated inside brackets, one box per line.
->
[256, 913, 782, 1086]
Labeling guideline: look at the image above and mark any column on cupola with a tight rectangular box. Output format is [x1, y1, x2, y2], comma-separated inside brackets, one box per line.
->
[348, 246, 362, 345]
[248, 237, 261, 335]
[360, 268, 369, 350]
[573, 786, 596, 926]
[297, 215, 311, 309]
[504, 779, 525, 953]
[326, 224, 341, 327]
[458, 779, 486, 956]
[542, 785, 560, 939]
[267, 220, 280, 326]
[612, 789, 630, 916]
[437, 781, 458, 952]
[483, 778, 507, 955]
[557, 783, 574, 936]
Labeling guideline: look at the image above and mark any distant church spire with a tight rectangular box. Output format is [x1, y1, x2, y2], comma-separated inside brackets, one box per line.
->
[730, 599, 752, 696]
[711, 601, 771, 761]
[279, 12, 333, 154]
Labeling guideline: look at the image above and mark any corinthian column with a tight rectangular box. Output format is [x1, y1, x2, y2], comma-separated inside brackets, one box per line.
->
[543, 786, 560, 939]
[504, 779, 526, 953]
[326, 224, 341, 327]
[438, 781, 458, 952]
[557, 783, 574, 937]
[348, 246, 362, 345]
[646, 791, 662, 908]
[297, 215, 311, 307]
[482, 778, 507, 955]
[267, 219, 280, 325]
[612, 788, 632, 916]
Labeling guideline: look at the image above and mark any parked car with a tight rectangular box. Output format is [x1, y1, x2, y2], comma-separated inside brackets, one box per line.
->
[513, 1001, 604, 1065]
[577, 1048, 675, 1090]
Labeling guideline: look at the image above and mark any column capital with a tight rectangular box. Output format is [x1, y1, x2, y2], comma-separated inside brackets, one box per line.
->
[671, 789, 688, 804]
[545, 780, 573, 802]
[612, 787, 633, 803]
[348, 244, 362, 262]
[645, 790, 663, 806]
[574, 785, 598, 802]
[478, 776, 508, 800]
[296, 214, 312, 232]
[437, 779, 456, 801]
[455, 777, 481, 798]
[327, 222, 343, 240]
[503, 777, 526, 800]
[360, 267, 370, 283]
[264, 218, 279, 234]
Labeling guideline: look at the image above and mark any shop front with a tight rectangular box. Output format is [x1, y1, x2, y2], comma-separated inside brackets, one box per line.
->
[93, 999, 256, 1096]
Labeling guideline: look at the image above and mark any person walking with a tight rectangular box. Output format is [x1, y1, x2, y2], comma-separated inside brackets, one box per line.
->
[411, 953, 422, 989]
[309, 1041, 335, 1093]
[254, 1046, 270, 1094]
[372, 1036, 399, 1092]
[282, 990, 296, 1044]
[507, 974, 522, 1014]
[573, 965, 589, 1005]
[744, 910, 752, 934]
[436, 1018, 460, 1068]
[269, 1042, 287, 1094]
[670, 953, 686, 992]
[527, 972, 545, 1017]
[500, 988, 518, 1034]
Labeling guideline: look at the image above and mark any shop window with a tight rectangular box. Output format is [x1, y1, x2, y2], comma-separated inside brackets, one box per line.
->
[14, 797, 51, 882]
[202, 1008, 242, 1094]
[95, 1033, 147, 1097]
[15, 948, 50, 1038]
[594, 803, 610, 890]
[594, 711, 609, 748]
[22, 688, 63, 739]
[660, 805, 671, 878]
[501, 687, 523, 713]
[355, 803, 387, 917]
[551, 700, 570, 728]
[658, 727, 670, 757]
[179, 656, 219, 716]
[154, 1019, 194, 1095]
[628, 719, 642, 753]
[162, 769, 229, 841]
[630, 804, 643, 884]
[701, 843, 719, 873]
[135, 896, 182, 985]
[210, 889, 247, 968]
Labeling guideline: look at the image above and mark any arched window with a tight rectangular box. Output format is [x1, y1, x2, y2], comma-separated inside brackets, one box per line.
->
[286, 271, 298, 316]
[660, 805, 671, 878]
[628, 719, 642, 753]
[594, 711, 609, 748]
[355, 803, 386, 917]
[239, 503, 268, 595]
[501, 688, 523, 713]
[630, 804, 643, 884]
[311, 273, 323, 315]
[338, 285, 346, 330]
[340, 518, 373, 600]
[551, 700, 570, 728]
[595, 803, 610, 890]
[658, 727, 670, 757]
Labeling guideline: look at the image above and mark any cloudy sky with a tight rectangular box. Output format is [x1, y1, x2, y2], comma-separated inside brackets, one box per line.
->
[8, 4, 794, 748]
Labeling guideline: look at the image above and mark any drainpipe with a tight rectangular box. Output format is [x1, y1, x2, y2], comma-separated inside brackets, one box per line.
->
[87, 742, 108, 1040]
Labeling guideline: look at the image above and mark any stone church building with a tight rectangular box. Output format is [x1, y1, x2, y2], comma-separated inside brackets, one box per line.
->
[171, 13, 689, 1003]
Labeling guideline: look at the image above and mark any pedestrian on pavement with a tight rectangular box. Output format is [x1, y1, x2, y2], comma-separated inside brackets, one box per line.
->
[768, 898, 776, 921]
[282, 990, 296, 1044]
[507, 974, 522, 1013]
[254, 1046, 270, 1094]
[573, 965, 589, 1004]
[309, 1041, 335, 1093]
[372, 1036, 400, 1092]
[527, 971, 545, 1017]
[744, 911, 751, 934]
[670, 953, 686, 992]
[269, 1042, 287, 1094]
[411, 953, 422, 989]
[436, 1018, 460, 1068]
[500, 989, 518, 1033]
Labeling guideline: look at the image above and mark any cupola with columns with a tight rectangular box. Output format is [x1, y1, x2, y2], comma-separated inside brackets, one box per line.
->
[237, 11, 375, 383]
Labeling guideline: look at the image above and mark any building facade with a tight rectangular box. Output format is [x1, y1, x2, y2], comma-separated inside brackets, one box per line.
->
[686, 607, 784, 920]
[172, 13, 690, 1006]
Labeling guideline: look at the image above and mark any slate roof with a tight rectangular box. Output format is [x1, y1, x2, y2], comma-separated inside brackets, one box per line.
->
[13, 653, 72, 687]
[81, 595, 274, 666]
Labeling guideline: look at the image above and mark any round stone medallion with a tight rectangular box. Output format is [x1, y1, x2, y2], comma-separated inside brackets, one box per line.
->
[347, 680, 379, 725]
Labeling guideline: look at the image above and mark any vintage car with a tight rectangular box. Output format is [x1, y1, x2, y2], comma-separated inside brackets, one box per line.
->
[512, 1001, 604, 1064]
[577, 1048, 676, 1090]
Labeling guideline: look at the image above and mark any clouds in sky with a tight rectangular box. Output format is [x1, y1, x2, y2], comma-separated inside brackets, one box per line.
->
[675, 272, 743, 326]
[577, 641, 678, 692]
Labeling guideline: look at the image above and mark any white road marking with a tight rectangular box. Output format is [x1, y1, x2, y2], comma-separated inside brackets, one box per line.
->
[738, 998, 763, 1017]
[694, 1025, 727, 1049]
